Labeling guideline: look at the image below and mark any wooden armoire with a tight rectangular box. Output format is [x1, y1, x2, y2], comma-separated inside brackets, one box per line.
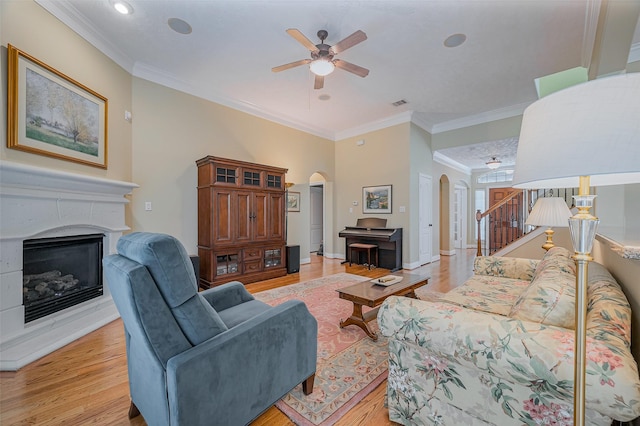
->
[196, 156, 288, 289]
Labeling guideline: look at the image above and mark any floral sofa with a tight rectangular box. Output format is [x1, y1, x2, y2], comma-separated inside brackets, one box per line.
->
[378, 246, 640, 425]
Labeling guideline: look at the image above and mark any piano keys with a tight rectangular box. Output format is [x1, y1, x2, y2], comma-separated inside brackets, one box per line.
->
[338, 218, 403, 271]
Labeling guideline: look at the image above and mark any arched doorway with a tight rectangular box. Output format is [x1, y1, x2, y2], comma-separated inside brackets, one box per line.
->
[439, 175, 453, 255]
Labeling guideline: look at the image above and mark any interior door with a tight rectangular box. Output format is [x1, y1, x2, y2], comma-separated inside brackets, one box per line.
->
[419, 173, 432, 265]
[454, 186, 467, 249]
[309, 185, 323, 252]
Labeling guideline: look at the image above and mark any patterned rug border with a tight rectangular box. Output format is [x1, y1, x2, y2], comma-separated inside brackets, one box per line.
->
[255, 273, 389, 426]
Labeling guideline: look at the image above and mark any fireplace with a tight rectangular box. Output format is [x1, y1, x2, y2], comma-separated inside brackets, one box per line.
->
[0, 161, 137, 370]
[23, 234, 104, 323]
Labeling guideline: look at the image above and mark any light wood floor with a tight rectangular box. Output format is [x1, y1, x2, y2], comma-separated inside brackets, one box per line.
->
[0, 250, 476, 426]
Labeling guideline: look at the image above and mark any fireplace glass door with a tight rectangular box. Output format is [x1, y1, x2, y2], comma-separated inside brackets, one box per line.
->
[23, 234, 104, 322]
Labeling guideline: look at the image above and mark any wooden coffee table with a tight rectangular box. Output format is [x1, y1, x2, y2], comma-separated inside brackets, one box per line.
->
[336, 272, 430, 341]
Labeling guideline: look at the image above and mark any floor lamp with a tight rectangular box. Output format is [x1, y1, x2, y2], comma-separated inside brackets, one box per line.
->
[512, 72, 640, 425]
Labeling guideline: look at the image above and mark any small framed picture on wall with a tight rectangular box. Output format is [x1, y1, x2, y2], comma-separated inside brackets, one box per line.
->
[287, 192, 301, 212]
[363, 185, 392, 214]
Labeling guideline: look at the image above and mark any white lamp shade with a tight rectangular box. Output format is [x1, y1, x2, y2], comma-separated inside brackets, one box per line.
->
[512, 73, 640, 189]
[525, 197, 572, 228]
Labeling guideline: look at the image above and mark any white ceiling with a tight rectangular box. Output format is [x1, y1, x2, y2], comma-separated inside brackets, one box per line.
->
[36, 0, 640, 170]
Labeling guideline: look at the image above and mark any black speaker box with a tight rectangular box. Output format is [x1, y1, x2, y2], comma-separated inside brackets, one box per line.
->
[286, 245, 300, 274]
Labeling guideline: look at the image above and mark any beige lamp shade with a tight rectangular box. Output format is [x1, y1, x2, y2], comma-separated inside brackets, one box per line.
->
[525, 197, 572, 228]
[512, 73, 640, 190]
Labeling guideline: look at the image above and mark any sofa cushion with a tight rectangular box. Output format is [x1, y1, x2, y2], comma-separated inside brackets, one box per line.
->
[532, 246, 575, 278]
[509, 265, 576, 329]
[474, 256, 539, 281]
[436, 275, 530, 316]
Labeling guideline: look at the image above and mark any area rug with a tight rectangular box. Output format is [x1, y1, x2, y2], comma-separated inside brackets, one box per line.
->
[254, 273, 389, 426]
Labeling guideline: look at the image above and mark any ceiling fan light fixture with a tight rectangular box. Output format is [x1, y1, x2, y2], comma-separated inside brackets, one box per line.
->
[309, 59, 335, 76]
[486, 157, 502, 169]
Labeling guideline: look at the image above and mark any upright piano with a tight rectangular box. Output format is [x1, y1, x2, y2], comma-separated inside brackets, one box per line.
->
[338, 218, 402, 271]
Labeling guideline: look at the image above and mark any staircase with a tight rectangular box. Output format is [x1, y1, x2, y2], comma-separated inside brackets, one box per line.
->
[476, 188, 576, 256]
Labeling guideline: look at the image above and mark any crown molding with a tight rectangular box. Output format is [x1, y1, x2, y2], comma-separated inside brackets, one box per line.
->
[429, 102, 531, 134]
[132, 63, 335, 140]
[629, 42, 640, 64]
[433, 151, 471, 175]
[35, 0, 135, 73]
[581, 0, 601, 68]
[410, 113, 437, 134]
[334, 111, 413, 141]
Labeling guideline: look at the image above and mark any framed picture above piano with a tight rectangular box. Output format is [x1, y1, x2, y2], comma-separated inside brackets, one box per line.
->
[363, 185, 392, 214]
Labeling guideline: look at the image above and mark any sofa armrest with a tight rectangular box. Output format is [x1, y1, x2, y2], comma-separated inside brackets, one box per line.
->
[166, 299, 318, 425]
[378, 296, 640, 421]
[474, 256, 539, 280]
[200, 281, 254, 311]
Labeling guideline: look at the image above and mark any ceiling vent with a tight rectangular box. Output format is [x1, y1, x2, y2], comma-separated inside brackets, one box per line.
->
[392, 99, 408, 107]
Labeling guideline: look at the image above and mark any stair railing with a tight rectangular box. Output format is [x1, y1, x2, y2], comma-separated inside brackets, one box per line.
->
[476, 189, 526, 256]
[476, 188, 578, 256]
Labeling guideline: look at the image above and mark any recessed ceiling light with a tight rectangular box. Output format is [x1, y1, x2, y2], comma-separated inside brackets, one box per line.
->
[112, 1, 133, 15]
[168, 18, 192, 35]
[444, 33, 466, 48]
[318, 94, 331, 101]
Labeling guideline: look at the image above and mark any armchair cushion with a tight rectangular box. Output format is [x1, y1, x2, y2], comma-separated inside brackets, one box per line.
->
[217, 300, 272, 328]
[117, 232, 227, 346]
[200, 281, 255, 312]
[103, 254, 192, 367]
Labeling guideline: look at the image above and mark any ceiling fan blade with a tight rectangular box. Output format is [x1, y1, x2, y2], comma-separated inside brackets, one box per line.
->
[272, 59, 311, 73]
[314, 75, 324, 90]
[286, 28, 319, 53]
[334, 59, 369, 78]
[329, 30, 367, 55]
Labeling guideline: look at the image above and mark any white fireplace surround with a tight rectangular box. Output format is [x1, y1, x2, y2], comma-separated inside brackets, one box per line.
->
[0, 161, 137, 370]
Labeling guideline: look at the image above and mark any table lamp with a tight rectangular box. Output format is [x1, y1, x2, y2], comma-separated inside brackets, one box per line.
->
[512, 72, 640, 425]
[525, 197, 573, 251]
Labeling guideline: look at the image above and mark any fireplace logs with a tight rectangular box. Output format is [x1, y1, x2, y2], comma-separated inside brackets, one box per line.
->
[23, 270, 81, 302]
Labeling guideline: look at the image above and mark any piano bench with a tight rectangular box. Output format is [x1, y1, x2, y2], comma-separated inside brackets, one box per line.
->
[349, 243, 378, 270]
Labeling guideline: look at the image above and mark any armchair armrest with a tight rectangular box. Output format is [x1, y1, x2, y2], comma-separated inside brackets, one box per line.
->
[378, 296, 640, 421]
[166, 299, 318, 425]
[200, 281, 254, 311]
[474, 256, 539, 280]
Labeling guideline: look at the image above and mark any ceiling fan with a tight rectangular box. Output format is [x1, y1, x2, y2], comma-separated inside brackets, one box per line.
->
[272, 29, 369, 90]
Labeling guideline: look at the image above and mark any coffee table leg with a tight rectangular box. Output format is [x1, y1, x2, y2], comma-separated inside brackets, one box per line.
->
[340, 303, 378, 341]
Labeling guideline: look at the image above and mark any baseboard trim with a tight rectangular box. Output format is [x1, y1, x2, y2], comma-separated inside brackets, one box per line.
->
[440, 250, 456, 256]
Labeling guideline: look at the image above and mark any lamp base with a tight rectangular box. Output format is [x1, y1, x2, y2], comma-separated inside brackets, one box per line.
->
[541, 227, 555, 251]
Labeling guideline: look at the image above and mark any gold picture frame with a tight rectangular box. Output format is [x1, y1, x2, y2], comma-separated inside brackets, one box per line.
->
[7, 44, 108, 169]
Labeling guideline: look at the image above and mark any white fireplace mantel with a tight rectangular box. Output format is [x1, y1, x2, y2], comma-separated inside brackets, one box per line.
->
[0, 161, 138, 370]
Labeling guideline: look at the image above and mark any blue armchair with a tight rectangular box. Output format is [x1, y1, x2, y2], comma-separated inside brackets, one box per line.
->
[103, 232, 317, 425]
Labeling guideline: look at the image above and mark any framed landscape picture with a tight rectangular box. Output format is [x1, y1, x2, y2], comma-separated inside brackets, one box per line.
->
[7, 44, 108, 169]
[363, 185, 392, 214]
[287, 191, 301, 212]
